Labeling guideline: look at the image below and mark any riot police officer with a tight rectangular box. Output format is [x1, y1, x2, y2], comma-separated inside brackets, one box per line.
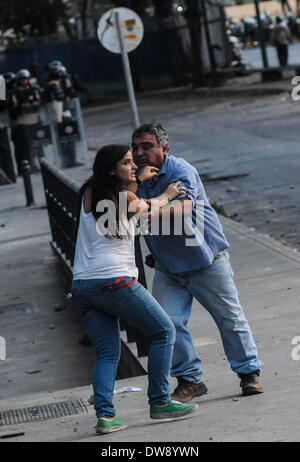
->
[42, 60, 87, 168]
[7, 69, 41, 174]
[46, 65, 66, 120]
[59, 66, 78, 99]
[49, 61, 86, 98]
[3, 73, 17, 100]
[45, 65, 80, 168]
[0, 73, 16, 114]
[27, 62, 39, 86]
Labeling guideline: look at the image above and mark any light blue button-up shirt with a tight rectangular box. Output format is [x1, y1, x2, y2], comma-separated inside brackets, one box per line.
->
[137, 154, 229, 273]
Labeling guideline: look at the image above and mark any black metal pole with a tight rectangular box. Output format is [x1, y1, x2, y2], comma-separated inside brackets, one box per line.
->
[200, 0, 217, 76]
[20, 159, 35, 206]
[254, 0, 269, 68]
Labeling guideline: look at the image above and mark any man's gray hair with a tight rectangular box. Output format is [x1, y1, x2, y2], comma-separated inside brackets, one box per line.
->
[132, 122, 169, 147]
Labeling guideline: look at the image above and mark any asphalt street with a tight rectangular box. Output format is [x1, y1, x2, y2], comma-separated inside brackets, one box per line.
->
[79, 91, 300, 252]
[242, 41, 300, 68]
[1, 88, 300, 442]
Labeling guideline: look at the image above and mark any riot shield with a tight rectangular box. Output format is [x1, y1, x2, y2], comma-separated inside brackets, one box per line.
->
[38, 105, 60, 166]
[0, 105, 56, 176]
[0, 125, 16, 183]
[45, 98, 88, 169]
[24, 122, 56, 172]
[63, 97, 89, 166]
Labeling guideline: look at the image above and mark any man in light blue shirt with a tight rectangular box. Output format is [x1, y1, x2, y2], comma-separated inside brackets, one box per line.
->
[135, 151, 230, 273]
[132, 122, 263, 400]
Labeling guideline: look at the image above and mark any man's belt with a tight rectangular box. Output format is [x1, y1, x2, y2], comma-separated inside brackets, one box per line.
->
[213, 250, 226, 261]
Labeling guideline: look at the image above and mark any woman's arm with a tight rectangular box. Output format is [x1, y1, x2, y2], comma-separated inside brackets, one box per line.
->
[83, 187, 92, 213]
[125, 181, 186, 218]
[124, 166, 159, 193]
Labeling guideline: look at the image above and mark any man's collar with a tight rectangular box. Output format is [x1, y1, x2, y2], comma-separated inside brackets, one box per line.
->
[136, 155, 168, 185]
[149, 156, 168, 186]
[157, 155, 168, 176]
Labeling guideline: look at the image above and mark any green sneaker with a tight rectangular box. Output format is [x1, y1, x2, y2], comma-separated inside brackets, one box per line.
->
[95, 417, 127, 434]
[150, 400, 199, 420]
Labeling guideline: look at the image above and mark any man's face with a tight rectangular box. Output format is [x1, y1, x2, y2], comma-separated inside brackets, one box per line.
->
[132, 133, 168, 169]
[20, 78, 29, 87]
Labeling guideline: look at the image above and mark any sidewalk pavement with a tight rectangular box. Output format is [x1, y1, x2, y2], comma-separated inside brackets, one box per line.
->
[1, 168, 300, 442]
[0, 174, 96, 401]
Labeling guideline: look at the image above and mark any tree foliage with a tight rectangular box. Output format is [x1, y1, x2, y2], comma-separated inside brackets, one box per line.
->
[0, 0, 208, 85]
[0, 0, 67, 42]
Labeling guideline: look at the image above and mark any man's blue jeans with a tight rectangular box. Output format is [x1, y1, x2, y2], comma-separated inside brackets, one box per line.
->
[71, 277, 175, 418]
[152, 252, 261, 382]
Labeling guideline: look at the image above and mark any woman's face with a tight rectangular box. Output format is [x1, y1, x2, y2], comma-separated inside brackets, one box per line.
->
[113, 151, 137, 184]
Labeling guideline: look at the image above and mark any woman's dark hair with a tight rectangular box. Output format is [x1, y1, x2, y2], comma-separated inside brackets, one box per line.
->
[77, 144, 130, 239]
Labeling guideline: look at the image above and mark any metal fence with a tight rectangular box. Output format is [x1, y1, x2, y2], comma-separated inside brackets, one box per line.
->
[40, 157, 150, 379]
[0, 32, 190, 91]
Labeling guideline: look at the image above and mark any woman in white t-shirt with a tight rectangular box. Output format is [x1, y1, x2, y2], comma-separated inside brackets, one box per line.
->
[71, 144, 198, 434]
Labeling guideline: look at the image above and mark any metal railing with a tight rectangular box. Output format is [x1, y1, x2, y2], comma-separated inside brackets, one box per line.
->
[40, 157, 150, 379]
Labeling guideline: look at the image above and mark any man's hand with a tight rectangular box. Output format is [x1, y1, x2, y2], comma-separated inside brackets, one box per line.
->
[147, 197, 192, 222]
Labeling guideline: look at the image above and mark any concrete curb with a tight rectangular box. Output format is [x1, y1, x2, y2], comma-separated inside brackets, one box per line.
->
[220, 216, 300, 265]
[81, 83, 290, 116]
[135, 86, 290, 100]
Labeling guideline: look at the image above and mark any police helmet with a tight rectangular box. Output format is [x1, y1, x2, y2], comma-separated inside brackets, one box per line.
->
[59, 66, 68, 76]
[3, 72, 16, 83]
[50, 60, 63, 68]
[49, 67, 64, 79]
[16, 69, 31, 80]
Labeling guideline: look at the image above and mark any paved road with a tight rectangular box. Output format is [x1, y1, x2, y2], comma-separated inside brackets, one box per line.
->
[242, 41, 300, 68]
[1, 92, 300, 441]
[79, 92, 300, 251]
[1, 213, 300, 442]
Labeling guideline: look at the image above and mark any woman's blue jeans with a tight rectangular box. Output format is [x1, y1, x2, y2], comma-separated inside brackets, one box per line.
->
[71, 277, 175, 418]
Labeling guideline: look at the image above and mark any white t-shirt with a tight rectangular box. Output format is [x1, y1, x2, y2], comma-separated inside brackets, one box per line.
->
[73, 200, 138, 280]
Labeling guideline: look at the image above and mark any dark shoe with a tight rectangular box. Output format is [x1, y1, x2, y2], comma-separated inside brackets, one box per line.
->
[171, 378, 208, 403]
[150, 400, 199, 420]
[239, 370, 264, 396]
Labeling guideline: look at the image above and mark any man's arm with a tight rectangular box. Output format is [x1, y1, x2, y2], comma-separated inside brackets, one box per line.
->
[168, 162, 202, 207]
[149, 197, 193, 219]
[125, 182, 187, 219]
